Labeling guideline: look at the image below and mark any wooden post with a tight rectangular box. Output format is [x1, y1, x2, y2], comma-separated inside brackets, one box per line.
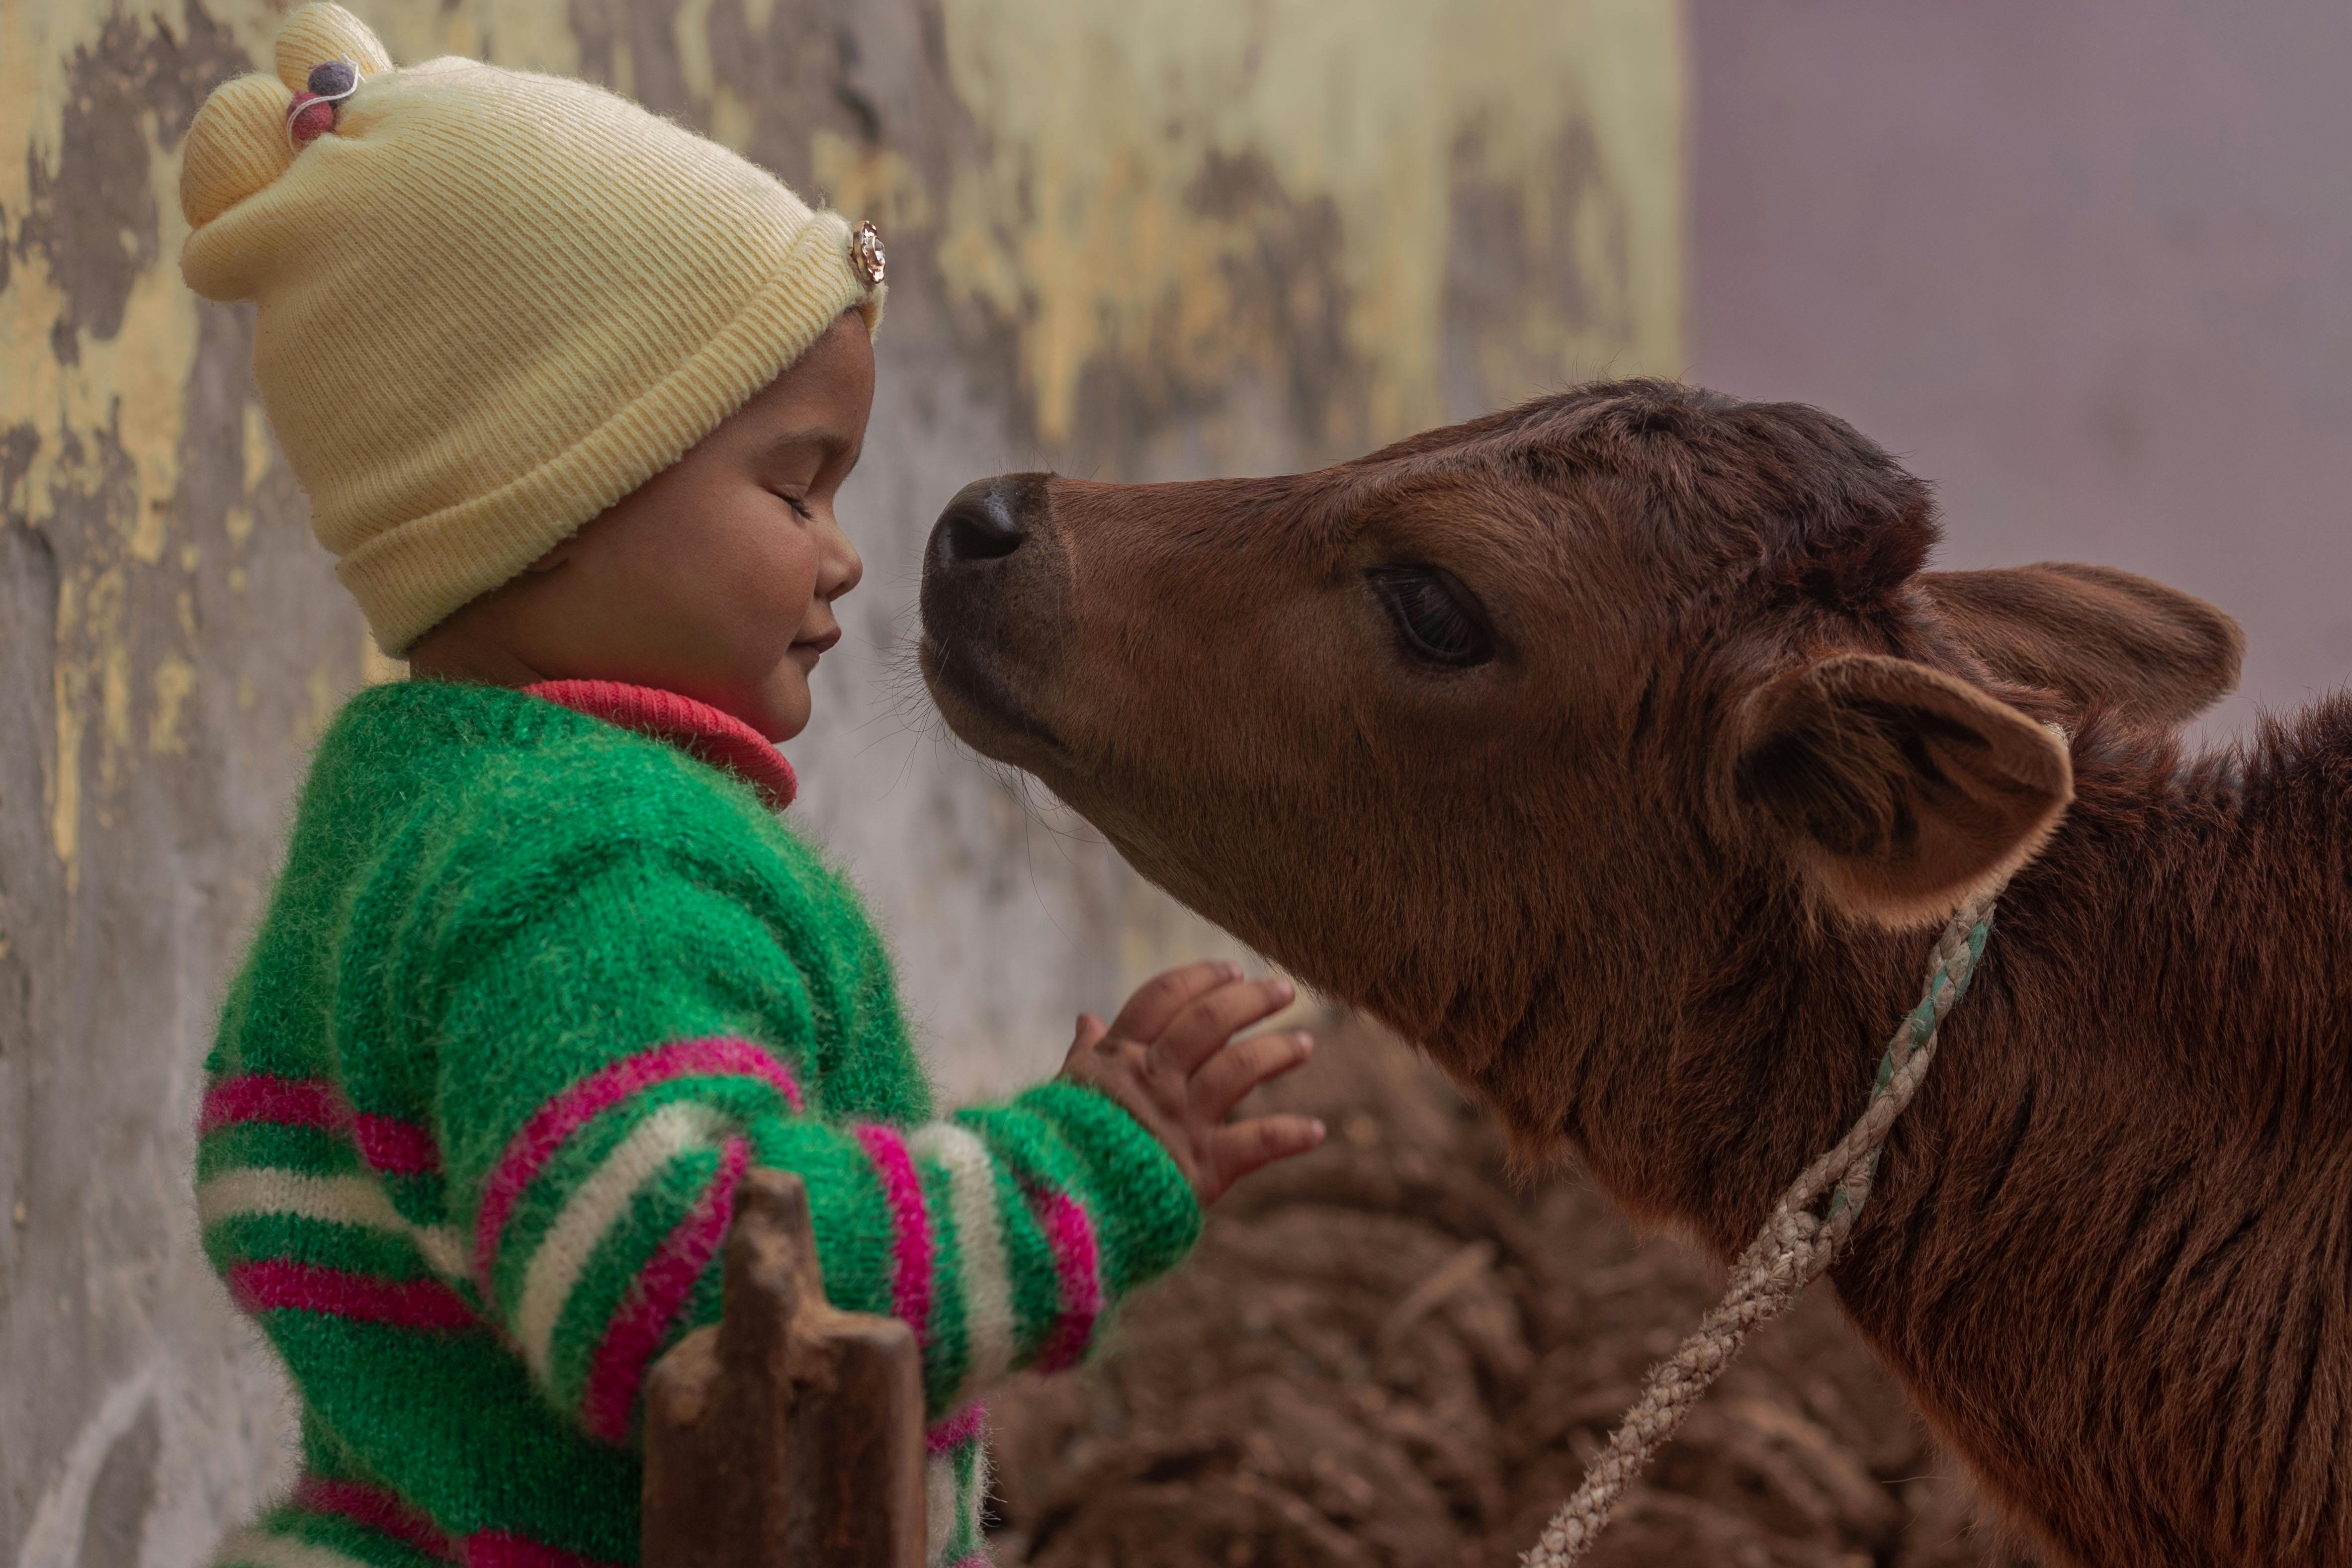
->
[642, 1169, 926, 1568]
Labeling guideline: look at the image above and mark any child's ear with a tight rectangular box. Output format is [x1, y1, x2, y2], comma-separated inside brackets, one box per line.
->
[1730, 654, 2072, 926]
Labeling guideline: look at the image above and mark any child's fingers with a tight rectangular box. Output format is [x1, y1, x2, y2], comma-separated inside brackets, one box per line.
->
[1203, 1113, 1325, 1202]
[1070, 1012, 1110, 1054]
[1152, 976, 1295, 1077]
[1107, 959, 1242, 1045]
[1191, 1030, 1313, 1123]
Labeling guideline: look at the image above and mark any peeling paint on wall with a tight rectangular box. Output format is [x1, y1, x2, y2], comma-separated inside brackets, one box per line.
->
[935, 0, 1683, 455]
[0, 1, 1682, 1561]
[5, 3, 250, 894]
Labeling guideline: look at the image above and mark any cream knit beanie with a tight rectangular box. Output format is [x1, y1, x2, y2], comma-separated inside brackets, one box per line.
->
[180, 4, 886, 653]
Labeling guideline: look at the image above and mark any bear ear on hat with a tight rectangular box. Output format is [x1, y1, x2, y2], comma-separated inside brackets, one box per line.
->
[180, 73, 294, 230]
[274, 3, 393, 92]
[179, 4, 393, 233]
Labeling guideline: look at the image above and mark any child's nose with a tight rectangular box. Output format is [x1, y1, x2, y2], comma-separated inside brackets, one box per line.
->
[818, 521, 863, 600]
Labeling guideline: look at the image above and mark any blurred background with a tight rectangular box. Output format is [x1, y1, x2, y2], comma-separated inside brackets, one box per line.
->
[1, 1, 2345, 1564]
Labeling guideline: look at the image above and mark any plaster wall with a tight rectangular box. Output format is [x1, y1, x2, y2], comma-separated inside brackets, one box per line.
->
[0, 2, 1684, 1562]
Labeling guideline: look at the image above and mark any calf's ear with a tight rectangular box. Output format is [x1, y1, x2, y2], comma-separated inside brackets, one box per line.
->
[1914, 562, 2242, 728]
[1732, 654, 2072, 926]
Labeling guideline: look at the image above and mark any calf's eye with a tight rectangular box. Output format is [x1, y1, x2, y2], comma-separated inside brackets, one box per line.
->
[1366, 565, 1496, 669]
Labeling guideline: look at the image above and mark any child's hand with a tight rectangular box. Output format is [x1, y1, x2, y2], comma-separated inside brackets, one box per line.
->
[1060, 960, 1327, 1206]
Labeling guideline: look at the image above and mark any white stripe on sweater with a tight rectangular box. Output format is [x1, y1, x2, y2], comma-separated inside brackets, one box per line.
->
[196, 1168, 470, 1282]
[515, 1100, 727, 1380]
[924, 1453, 958, 1568]
[215, 1528, 373, 1568]
[907, 1123, 1015, 1391]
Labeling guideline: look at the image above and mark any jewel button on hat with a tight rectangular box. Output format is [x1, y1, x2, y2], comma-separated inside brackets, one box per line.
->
[180, 3, 888, 654]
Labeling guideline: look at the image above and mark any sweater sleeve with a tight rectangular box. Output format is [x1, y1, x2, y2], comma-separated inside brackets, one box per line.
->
[392, 762, 1200, 1445]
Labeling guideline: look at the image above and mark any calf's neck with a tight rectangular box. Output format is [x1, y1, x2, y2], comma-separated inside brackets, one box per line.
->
[918, 381, 2350, 1568]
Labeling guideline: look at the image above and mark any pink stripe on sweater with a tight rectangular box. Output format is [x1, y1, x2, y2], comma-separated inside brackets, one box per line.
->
[927, 1400, 986, 1455]
[289, 1475, 625, 1568]
[854, 1123, 934, 1346]
[461, 1533, 629, 1568]
[472, 1038, 803, 1299]
[1035, 1190, 1102, 1373]
[229, 1260, 478, 1330]
[294, 1477, 456, 1562]
[202, 1074, 338, 1132]
[352, 1112, 440, 1176]
[577, 1135, 750, 1443]
[201, 1074, 441, 1176]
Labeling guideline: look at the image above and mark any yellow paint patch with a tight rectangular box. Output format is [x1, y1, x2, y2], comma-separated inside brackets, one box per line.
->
[812, 131, 936, 239]
[671, 0, 720, 111]
[305, 661, 337, 743]
[150, 654, 197, 754]
[99, 589, 132, 784]
[241, 402, 273, 496]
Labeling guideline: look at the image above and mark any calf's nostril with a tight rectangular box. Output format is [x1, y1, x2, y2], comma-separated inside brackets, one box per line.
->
[939, 488, 1026, 563]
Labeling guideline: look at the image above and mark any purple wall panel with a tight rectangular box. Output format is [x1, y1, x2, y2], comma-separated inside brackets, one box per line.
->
[1691, 0, 2352, 738]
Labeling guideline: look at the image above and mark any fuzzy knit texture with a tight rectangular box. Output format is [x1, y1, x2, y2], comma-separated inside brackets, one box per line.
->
[177, 3, 884, 655]
[199, 678, 1200, 1568]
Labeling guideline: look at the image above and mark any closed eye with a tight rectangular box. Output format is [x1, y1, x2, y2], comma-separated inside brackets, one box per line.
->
[775, 492, 815, 521]
[1367, 565, 1497, 669]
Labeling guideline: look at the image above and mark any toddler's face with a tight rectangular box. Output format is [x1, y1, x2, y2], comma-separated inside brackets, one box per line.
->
[412, 312, 874, 740]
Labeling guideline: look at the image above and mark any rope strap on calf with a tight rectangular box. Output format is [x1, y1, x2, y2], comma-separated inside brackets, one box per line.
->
[1522, 889, 2002, 1567]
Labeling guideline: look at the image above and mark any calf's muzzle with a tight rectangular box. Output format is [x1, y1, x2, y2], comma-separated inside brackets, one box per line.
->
[919, 473, 1067, 754]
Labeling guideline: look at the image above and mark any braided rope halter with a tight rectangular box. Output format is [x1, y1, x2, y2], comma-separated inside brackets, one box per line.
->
[1523, 887, 2003, 1566]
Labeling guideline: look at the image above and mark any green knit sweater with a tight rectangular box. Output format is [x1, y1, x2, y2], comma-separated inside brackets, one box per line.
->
[198, 679, 1199, 1568]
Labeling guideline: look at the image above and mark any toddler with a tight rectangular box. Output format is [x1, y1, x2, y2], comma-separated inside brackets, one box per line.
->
[179, 10, 1323, 1567]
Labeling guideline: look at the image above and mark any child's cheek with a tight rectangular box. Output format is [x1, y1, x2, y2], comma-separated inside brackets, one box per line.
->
[711, 496, 819, 633]
[764, 517, 823, 627]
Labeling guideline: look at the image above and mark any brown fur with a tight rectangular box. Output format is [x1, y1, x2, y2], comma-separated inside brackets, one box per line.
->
[917, 380, 2352, 1568]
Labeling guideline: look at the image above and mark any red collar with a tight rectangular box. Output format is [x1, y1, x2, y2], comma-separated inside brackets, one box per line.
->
[524, 680, 797, 810]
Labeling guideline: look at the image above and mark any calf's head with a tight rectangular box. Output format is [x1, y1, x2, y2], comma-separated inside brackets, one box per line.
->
[919, 381, 2240, 1131]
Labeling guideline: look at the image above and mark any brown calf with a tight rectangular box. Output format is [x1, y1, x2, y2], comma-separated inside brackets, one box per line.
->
[915, 381, 2349, 1568]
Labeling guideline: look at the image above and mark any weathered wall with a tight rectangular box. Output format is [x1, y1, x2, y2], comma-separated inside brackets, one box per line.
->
[0, 1, 1684, 1562]
[1690, 0, 2352, 742]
